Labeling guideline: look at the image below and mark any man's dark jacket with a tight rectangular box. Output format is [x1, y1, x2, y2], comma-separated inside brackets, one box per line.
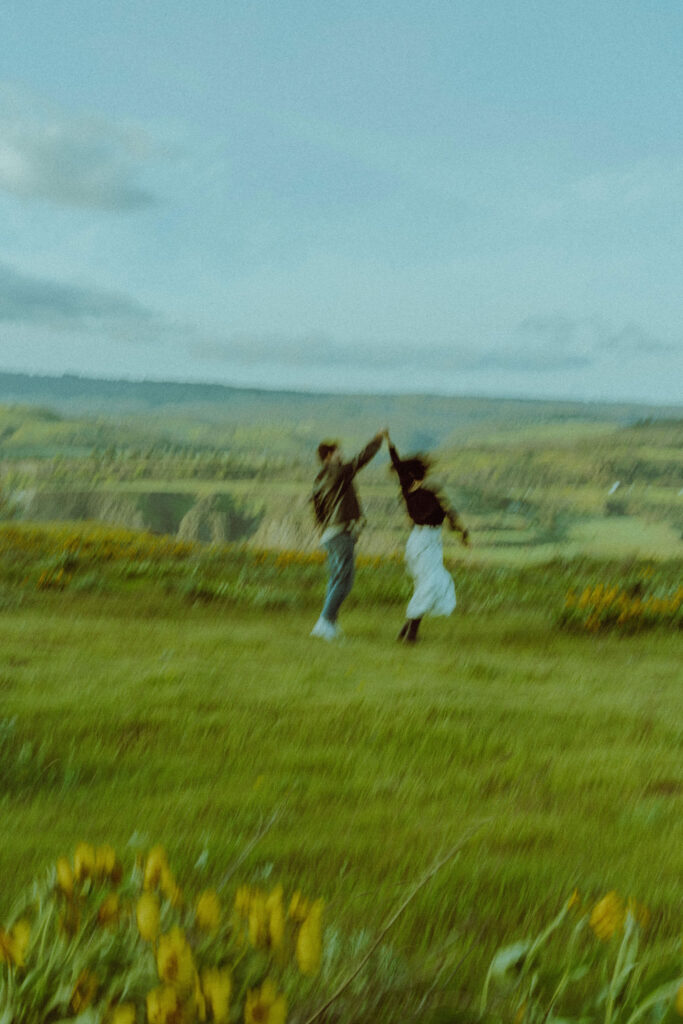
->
[311, 435, 382, 531]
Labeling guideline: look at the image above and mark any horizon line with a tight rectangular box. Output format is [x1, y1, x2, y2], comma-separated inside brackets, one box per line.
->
[0, 367, 681, 411]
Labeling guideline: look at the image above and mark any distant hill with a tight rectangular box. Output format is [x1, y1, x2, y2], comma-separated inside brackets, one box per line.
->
[0, 371, 680, 455]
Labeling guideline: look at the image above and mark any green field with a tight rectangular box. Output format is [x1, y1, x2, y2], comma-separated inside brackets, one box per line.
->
[1, 525, 681, 1020]
[0, 379, 681, 1019]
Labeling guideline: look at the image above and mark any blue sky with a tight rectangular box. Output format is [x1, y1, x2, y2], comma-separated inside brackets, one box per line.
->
[1, 0, 681, 402]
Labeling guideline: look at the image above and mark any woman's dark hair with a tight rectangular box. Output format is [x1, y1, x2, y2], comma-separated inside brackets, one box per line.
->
[317, 440, 339, 463]
[393, 454, 430, 482]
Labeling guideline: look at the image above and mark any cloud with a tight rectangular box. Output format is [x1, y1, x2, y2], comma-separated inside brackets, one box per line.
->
[190, 315, 676, 380]
[504, 315, 595, 371]
[0, 85, 159, 210]
[194, 332, 469, 372]
[194, 333, 352, 368]
[601, 323, 675, 356]
[503, 314, 676, 372]
[535, 158, 683, 222]
[0, 260, 156, 332]
[191, 330, 570, 375]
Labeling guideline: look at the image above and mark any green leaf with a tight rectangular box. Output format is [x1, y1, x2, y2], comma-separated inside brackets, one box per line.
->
[480, 941, 531, 1013]
[489, 941, 532, 978]
[622, 977, 683, 1024]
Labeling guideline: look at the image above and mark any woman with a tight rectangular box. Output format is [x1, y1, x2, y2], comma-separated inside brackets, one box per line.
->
[385, 430, 469, 643]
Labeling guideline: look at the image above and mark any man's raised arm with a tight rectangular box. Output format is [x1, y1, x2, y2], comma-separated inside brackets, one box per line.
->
[347, 431, 384, 475]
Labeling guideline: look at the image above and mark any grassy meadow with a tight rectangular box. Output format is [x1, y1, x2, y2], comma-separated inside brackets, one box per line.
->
[0, 383, 681, 1020]
[0, 523, 681, 1021]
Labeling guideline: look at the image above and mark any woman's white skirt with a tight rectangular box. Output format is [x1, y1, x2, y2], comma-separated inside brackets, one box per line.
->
[405, 524, 456, 619]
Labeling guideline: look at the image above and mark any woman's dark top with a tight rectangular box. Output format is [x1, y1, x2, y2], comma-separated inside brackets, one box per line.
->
[388, 443, 449, 526]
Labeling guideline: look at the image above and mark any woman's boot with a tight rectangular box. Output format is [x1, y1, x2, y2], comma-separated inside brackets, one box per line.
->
[405, 618, 422, 642]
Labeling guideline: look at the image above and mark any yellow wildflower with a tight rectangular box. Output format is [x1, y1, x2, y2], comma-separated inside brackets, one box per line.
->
[56, 856, 74, 896]
[160, 864, 183, 907]
[288, 891, 309, 923]
[675, 982, 683, 1018]
[296, 899, 324, 976]
[137, 891, 161, 942]
[192, 971, 207, 1022]
[144, 846, 169, 890]
[566, 888, 581, 911]
[267, 886, 285, 950]
[11, 919, 30, 967]
[196, 889, 221, 932]
[109, 1004, 136, 1024]
[95, 844, 121, 882]
[0, 919, 31, 967]
[244, 978, 287, 1024]
[146, 985, 184, 1024]
[74, 842, 96, 881]
[156, 927, 196, 993]
[202, 967, 232, 1023]
[71, 969, 98, 1013]
[248, 891, 269, 948]
[590, 891, 625, 941]
[98, 892, 120, 928]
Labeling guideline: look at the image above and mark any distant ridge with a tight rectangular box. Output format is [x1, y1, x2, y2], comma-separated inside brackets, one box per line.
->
[1, 369, 680, 411]
[0, 370, 680, 451]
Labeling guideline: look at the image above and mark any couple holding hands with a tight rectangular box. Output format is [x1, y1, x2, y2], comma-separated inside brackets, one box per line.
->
[310, 428, 469, 643]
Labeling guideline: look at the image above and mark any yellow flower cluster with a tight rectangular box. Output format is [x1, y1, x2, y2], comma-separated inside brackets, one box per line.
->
[562, 582, 682, 633]
[143, 845, 183, 906]
[588, 891, 650, 941]
[64, 841, 123, 888]
[273, 549, 325, 568]
[233, 885, 324, 976]
[295, 899, 324, 977]
[36, 565, 72, 590]
[245, 979, 287, 1024]
[2, 841, 322, 1024]
[0, 919, 30, 968]
[589, 891, 625, 941]
[676, 981, 683, 1018]
[0, 523, 195, 563]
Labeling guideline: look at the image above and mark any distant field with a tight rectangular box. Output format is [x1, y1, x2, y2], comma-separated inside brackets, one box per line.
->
[567, 517, 683, 558]
[2, 390, 681, 575]
[5, 474, 682, 565]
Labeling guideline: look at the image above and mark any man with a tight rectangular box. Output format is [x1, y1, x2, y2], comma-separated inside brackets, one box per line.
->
[309, 431, 385, 639]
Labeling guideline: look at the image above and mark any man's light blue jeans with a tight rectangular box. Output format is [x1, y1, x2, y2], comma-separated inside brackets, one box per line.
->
[321, 531, 355, 623]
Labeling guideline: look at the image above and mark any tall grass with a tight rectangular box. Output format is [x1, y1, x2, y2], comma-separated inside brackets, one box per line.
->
[0, 525, 680, 1018]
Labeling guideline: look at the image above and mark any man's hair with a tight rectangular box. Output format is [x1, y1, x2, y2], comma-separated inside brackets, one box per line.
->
[317, 440, 339, 463]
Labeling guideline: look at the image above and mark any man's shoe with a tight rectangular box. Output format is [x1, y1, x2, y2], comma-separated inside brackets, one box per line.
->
[310, 616, 338, 640]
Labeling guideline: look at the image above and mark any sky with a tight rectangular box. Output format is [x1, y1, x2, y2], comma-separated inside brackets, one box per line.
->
[1, 0, 682, 404]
